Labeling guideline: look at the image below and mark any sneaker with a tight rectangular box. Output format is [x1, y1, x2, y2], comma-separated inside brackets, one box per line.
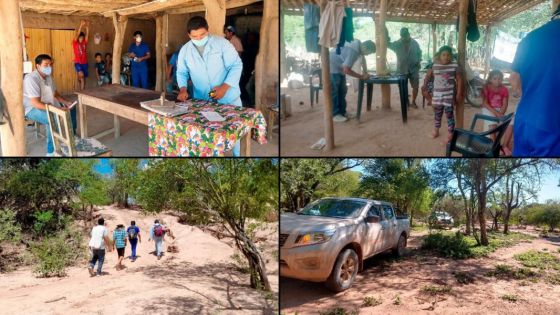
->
[333, 115, 348, 123]
[88, 266, 95, 277]
[46, 152, 55, 157]
[343, 112, 356, 119]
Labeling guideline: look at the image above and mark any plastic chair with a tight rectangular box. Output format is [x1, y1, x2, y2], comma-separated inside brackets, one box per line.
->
[446, 113, 513, 157]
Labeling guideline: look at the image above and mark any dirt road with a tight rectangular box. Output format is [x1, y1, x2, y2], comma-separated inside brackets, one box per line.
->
[280, 229, 560, 315]
[0, 205, 278, 315]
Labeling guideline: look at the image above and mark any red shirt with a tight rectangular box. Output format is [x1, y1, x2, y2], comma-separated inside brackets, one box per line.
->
[483, 85, 509, 109]
[72, 39, 88, 64]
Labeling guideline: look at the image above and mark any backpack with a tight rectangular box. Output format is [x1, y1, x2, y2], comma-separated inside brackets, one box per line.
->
[128, 226, 137, 240]
[154, 225, 164, 237]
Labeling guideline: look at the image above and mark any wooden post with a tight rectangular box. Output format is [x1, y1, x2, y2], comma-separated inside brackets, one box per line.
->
[0, 0, 26, 156]
[111, 13, 128, 85]
[483, 24, 493, 79]
[202, 0, 226, 35]
[375, 0, 391, 109]
[432, 23, 437, 58]
[280, 8, 287, 81]
[155, 14, 163, 92]
[456, 0, 468, 129]
[162, 13, 169, 92]
[320, 0, 334, 150]
[255, 0, 279, 113]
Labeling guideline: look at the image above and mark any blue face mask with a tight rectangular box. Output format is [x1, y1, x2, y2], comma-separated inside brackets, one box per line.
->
[192, 35, 209, 47]
[41, 66, 52, 76]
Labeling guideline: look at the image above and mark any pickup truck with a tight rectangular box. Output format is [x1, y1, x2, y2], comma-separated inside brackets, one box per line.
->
[280, 197, 410, 292]
[428, 211, 454, 229]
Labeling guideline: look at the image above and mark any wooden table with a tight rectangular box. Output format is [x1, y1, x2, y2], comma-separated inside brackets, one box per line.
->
[357, 74, 409, 123]
[76, 85, 252, 156]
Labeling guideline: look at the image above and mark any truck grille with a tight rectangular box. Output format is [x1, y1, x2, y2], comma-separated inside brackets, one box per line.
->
[280, 234, 289, 247]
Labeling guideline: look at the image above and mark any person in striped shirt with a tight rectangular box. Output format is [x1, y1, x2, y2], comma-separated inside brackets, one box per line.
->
[423, 46, 463, 142]
[112, 224, 128, 270]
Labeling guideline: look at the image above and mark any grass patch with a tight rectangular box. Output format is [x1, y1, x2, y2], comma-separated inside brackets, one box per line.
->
[453, 271, 475, 284]
[393, 295, 402, 305]
[501, 294, 519, 303]
[420, 285, 453, 296]
[230, 252, 250, 274]
[319, 308, 358, 315]
[514, 250, 560, 270]
[411, 224, 428, 233]
[362, 296, 382, 307]
[545, 273, 560, 285]
[422, 231, 534, 259]
[485, 264, 539, 280]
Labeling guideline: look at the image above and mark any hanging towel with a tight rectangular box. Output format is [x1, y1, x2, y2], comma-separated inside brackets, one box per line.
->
[336, 7, 355, 54]
[304, 3, 321, 53]
[318, 1, 346, 48]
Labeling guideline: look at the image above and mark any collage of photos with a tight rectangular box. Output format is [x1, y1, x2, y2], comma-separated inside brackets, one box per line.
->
[1, 0, 560, 315]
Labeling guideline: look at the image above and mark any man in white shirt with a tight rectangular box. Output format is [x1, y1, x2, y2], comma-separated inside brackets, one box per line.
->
[88, 218, 111, 277]
[224, 25, 243, 57]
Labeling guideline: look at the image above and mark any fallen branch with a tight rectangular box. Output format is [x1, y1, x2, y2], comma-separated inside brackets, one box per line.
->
[45, 296, 66, 303]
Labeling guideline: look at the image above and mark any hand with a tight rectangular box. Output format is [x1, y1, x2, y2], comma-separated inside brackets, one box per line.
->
[177, 87, 189, 101]
[80, 20, 86, 27]
[212, 83, 230, 100]
[361, 73, 370, 80]
[129, 52, 136, 58]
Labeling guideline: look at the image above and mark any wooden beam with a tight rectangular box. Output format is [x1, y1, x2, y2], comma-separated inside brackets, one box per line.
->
[0, 0, 26, 156]
[483, 24, 493, 79]
[162, 13, 169, 91]
[280, 8, 287, 81]
[155, 14, 163, 92]
[432, 23, 437, 58]
[102, 0, 187, 17]
[168, 0, 262, 14]
[255, 0, 279, 113]
[375, 0, 391, 109]
[320, 0, 334, 150]
[456, 0, 468, 129]
[111, 13, 128, 85]
[202, 0, 226, 35]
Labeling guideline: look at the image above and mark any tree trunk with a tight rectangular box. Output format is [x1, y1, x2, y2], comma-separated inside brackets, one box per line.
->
[465, 209, 471, 235]
[503, 211, 510, 234]
[478, 194, 488, 245]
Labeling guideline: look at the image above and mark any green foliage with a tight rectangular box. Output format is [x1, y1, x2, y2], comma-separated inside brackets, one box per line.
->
[501, 294, 519, 303]
[319, 308, 358, 315]
[315, 171, 361, 199]
[453, 271, 475, 284]
[420, 285, 452, 296]
[422, 232, 472, 259]
[485, 264, 539, 280]
[514, 250, 560, 270]
[32, 210, 57, 236]
[30, 227, 86, 278]
[525, 202, 560, 232]
[362, 296, 382, 307]
[0, 209, 22, 243]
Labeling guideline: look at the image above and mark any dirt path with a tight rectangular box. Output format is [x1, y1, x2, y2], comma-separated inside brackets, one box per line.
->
[280, 79, 519, 156]
[0, 205, 278, 315]
[280, 230, 560, 315]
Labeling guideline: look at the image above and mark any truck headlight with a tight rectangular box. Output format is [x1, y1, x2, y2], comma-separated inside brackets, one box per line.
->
[294, 229, 336, 247]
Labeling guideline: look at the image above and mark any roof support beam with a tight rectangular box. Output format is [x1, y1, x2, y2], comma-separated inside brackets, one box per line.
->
[375, 0, 391, 109]
[456, 0, 468, 129]
[111, 12, 128, 85]
[202, 0, 226, 35]
[320, 0, 334, 151]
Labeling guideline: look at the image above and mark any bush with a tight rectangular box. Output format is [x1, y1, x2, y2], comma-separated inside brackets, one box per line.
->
[486, 264, 539, 280]
[30, 227, 86, 277]
[514, 250, 560, 270]
[33, 210, 57, 236]
[362, 296, 382, 307]
[0, 209, 22, 243]
[421, 232, 472, 259]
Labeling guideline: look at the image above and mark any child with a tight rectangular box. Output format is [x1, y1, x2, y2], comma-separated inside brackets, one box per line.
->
[104, 53, 113, 83]
[423, 46, 463, 143]
[94, 53, 109, 86]
[482, 70, 509, 139]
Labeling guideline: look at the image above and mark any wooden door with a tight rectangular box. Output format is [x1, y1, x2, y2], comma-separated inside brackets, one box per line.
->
[24, 28, 51, 62]
[51, 30, 77, 94]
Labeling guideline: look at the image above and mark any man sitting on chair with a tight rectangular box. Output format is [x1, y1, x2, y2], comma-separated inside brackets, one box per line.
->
[23, 54, 77, 156]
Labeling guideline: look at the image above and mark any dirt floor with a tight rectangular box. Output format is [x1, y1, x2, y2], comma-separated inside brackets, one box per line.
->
[280, 77, 519, 156]
[12, 94, 278, 157]
[0, 205, 278, 315]
[280, 227, 560, 315]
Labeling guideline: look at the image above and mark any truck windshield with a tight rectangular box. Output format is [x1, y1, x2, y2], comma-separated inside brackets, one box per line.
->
[298, 199, 367, 218]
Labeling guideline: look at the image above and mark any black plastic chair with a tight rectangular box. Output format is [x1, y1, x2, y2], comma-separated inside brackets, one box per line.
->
[309, 68, 322, 108]
[446, 113, 513, 157]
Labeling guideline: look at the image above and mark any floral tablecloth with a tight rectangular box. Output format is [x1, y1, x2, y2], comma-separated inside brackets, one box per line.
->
[148, 100, 267, 156]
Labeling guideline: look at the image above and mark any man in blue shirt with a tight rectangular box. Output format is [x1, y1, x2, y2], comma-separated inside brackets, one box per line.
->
[126, 220, 141, 262]
[511, 6, 560, 156]
[128, 31, 151, 89]
[176, 16, 243, 155]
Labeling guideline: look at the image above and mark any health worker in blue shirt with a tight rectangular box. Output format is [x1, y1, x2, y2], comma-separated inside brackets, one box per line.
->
[128, 31, 151, 89]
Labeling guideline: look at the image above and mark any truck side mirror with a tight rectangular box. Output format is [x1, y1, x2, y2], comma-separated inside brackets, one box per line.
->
[366, 215, 380, 223]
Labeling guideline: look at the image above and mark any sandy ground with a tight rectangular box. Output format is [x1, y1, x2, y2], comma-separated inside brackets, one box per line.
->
[280, 77, 519, 156]
[280, 228, 560, 315]
[2, 94, 278, 157]
[0, 205, 278, 315]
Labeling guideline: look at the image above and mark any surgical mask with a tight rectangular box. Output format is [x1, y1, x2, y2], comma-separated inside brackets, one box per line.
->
[192, 35, 209, 47]
[40, 66, 52, 76]
[136, 36, 142, 43]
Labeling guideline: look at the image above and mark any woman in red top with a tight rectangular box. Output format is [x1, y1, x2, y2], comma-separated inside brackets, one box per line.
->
[481, 70, 509, 141]
[73, 20, 89, 91]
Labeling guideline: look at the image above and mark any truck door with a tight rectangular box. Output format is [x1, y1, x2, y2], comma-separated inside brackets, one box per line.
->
[363, 204, 383, 257]
[381, 205, 398, 251]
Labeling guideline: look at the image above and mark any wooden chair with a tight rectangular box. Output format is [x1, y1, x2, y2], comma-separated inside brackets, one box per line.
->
[309, 68, 322, 108]
[45, 104, 112, 157]
[446, 113, 513, 157]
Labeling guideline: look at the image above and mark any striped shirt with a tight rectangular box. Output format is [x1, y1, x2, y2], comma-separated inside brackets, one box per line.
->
[432, 62, 459, 107]
[113, 229, 127, 249]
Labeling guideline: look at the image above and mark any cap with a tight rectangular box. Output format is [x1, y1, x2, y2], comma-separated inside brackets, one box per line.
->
[226, 25, 236, 33]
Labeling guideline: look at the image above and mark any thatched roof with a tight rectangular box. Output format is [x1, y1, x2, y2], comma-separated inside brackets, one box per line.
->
[20, 0, 261, 17]
[282, 0, 548, 24]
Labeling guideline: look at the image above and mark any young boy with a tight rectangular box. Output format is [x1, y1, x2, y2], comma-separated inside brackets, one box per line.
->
[112, 224, 127, 270]
[73, 20, 89, 91]
[95, 53, 109, 86]
[423, 46, 463, 143]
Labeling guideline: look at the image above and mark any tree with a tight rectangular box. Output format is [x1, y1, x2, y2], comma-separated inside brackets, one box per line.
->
[134, 159, 278, 291]
[109, 159, 141, 208]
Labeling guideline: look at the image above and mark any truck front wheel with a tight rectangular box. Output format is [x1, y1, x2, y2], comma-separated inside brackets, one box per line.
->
[325, 249, 359, 292]
[392, 234, 407, 257]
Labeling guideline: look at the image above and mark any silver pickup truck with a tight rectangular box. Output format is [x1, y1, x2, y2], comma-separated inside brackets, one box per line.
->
[280, 197, 410, 292]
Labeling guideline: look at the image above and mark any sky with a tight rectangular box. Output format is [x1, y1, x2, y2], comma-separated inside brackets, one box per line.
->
[351, 160, 559, 203]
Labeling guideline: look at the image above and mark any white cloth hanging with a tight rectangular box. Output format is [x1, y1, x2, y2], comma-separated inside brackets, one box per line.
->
[318, 1, 346, 48]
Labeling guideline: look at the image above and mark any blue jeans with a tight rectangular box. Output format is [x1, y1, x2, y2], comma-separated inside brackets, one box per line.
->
[26, 107, 77, 154]
[129, 238, 138, 258]
[331, 74, 347, 116]
[131, 67, 148, 89]
[154, 236, 163, 257]
[89, 248, 105, 275]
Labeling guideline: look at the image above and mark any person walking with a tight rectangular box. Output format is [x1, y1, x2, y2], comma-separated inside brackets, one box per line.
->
[112, 224, 127, 270]
[88, 218, 111, 277]
[149, 220, 165, 260]
[127, 221, 141, 262]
